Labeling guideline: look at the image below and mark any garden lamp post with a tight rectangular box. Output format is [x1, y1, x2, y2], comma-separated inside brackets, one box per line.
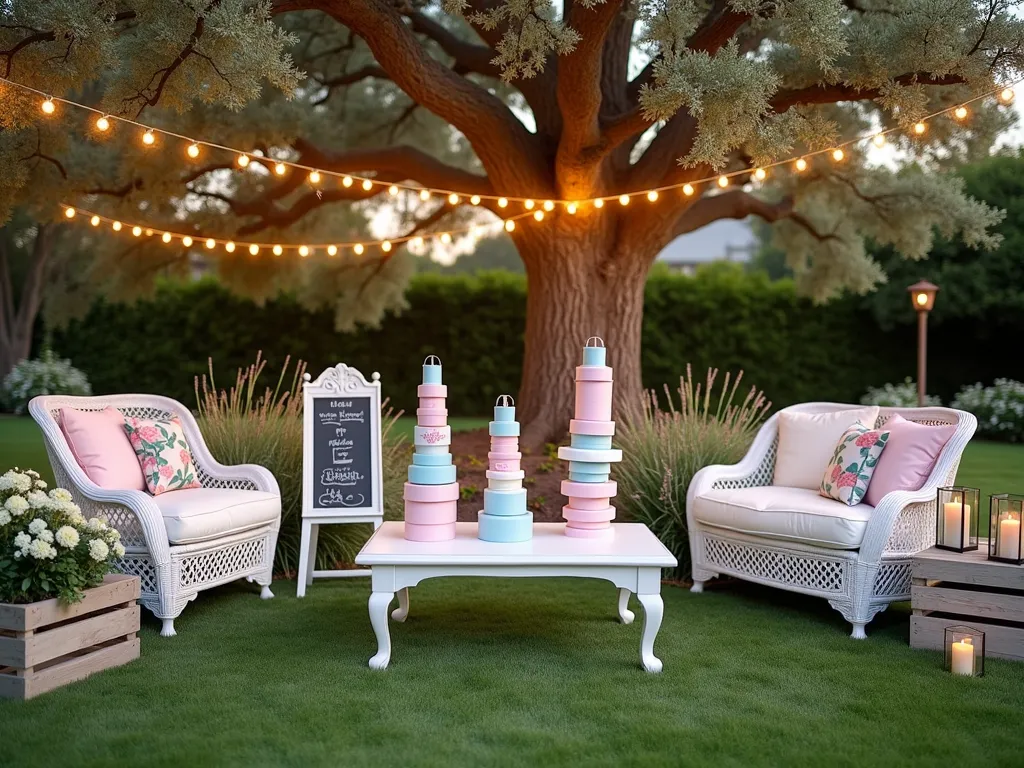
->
[908, 280, 939, 407]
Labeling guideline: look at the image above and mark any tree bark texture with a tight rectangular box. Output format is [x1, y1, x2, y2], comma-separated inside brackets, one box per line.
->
[0, 225, 49, 380]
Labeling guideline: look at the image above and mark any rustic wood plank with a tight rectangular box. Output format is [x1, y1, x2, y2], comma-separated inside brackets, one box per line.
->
[0, 574, 140, 632]
[0, 672, 25, 700]
[910, 614, 1024, 661]
[25, 605, 140, 667]
[18, 636, 140, 700]
[0, 635, 27, 668]
[912, 585, 1024, 623]
[912, 543, 1024, 591]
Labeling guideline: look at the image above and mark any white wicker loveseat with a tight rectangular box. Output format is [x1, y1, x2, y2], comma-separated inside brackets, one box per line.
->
[686, 403, 977, 638]
[29, 394, 281, 637]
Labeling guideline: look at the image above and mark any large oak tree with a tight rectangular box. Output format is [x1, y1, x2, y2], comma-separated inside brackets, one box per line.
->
[0, 0, 1020, 444]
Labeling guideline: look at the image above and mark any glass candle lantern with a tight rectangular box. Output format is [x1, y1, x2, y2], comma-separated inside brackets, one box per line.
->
[945, 626, 985, 677]
[988, 494, 1024, 565]
[936, 487, 980, 552]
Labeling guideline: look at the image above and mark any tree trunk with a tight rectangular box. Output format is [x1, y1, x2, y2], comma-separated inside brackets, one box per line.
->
[514, 214, 660, 449]
[0, 224, 50, 380]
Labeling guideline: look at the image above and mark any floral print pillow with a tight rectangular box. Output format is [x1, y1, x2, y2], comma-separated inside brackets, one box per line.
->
[123, 417, 201, 495]
[819, 421, 890, 506]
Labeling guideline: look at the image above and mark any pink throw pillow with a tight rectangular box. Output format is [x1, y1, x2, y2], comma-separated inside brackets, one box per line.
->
[864, 414, 956, 506]
[59, 407, 147, 491]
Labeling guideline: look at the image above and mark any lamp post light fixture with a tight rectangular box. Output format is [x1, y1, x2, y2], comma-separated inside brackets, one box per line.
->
[908, 280, 939, 407]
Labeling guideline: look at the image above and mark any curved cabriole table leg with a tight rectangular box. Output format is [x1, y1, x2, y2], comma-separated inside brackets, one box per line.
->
[637, 592, 664, 673]
[617, 587, 635, 624]
[368, 591, 394, 670]
[392, 587, 410, 622]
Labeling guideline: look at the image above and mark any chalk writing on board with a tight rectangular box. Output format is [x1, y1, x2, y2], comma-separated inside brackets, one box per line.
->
[310, 394, 374, 510]
[317, 489, 366, 507]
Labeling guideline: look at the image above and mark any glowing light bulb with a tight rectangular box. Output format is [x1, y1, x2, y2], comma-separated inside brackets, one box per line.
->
[90, 215, 100, 226]
[913, 122, 927, 135]
[186, 143, 200, 159]
[647, 190, 659, 202]
[718, 176, 729, 188]
[388, 185, 399, 197]
[274, 162, 286, 176]
[182, 236, 193, 247]
[308, 170, 321, 185]
[567, 202, 578, 215]
[533, 210, 545, 221]
[95, 116, 110, 132]
[470, 195, 481, 206]
[954, 106, 968, 120]
[272, 244, 283, 256]
[225, 241, 236, 253]
[343, 176, 354, 188]
[206, 238, 216, 249]
[145, 228, 153, 236]
[327, 245, 338, 256]
[448, 193, 459, 205]
[381, 240, 392, 253]
[524, 199, 535, 210]
[872, 134, 886, 148]
[161, 232, 172, 243]
[249, 244, 260, 255]
[504, 220, 515, 232]
[142, 130, 155, 146]
[299, 245, 309, 257]
[411, 237, 424, 248]
[831, 148, 845, 162]
[64, 207, 75, 219]
[354, 243, 365, 255]
[41, 98, 55, 115]
[753, 168, 766, 181]
[543, 200, 554, 211]
[498, 197, 508, 208]
[795, 158, 808, 172]
[619, 194, 630, 206]
[916, 292, 928, 306]
[132, 226, 142, 237]
[440, 233, 453, 244]
[594, 198, 605, 208]
[237, 154, 250, 168]
[683, 184, 695, 196]
[112, 221, 122, 231]
[1000, 87, 1015, 103]
[361, 179, 373, 191]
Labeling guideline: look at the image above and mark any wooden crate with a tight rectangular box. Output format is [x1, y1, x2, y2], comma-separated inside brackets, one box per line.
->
[0, 574, 140, 700]
[911, 541, 1024, 661]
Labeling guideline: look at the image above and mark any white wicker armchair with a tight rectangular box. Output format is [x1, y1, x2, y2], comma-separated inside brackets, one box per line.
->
[29, 394, 281, 637]
[686, 403, 977, 638]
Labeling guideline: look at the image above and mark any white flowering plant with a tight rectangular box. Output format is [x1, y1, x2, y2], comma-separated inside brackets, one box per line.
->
[1, 349, 91, 415]
[0, 468, 124, 604]
[861, 378, 941, 408]
[952, 379, 1024, 442]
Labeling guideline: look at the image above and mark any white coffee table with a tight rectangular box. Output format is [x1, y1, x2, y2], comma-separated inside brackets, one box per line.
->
[354, 521, 677, 672]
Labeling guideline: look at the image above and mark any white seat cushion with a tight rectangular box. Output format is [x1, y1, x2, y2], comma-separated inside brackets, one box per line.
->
[151, 488, 280, 545]
[692, 486, 873, 550]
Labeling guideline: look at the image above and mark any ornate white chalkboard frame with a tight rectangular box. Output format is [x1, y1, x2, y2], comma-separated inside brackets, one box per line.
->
[298, 363, 383, 595]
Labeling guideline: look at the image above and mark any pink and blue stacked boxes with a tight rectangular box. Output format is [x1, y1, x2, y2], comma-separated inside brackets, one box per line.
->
[403, 355, 459, 542]
[558, 338, 622, 538]
[478, 396, 533, 542]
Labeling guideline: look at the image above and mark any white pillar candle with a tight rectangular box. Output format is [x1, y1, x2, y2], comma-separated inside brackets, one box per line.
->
[951, 637, 975, 676]
[997, 516, 1022, 560]
[942, 502, 971, 548]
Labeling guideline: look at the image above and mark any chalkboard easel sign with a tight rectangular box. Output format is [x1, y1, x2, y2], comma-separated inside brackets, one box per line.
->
[298, 363, 383, 595]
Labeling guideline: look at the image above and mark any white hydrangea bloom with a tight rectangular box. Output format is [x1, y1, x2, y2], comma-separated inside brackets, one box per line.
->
[4, 495, 29, 515]
[0, 509, 10, 525]
[48, 488, 73, 503]
[106, 527, 121, 542]
[26, 469, 39, 479]
[55, 525, 80, 548]
[68, 510, 86, 526]
[38, 529, 54, 544]
[86, 517, 107, 533]
[26, 489, 48, 508]
[28, 518, 47, 535]
[34, 480, 47, 490]
[88, 538, 109, 562]
[13, 531, 31, 551]
[28, 538, 57, 560]
[8, 472, 32, 493]
[112, 542, 126, 559]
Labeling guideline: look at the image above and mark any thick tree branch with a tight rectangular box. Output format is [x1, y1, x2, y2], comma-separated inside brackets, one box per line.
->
[312, 64, 389, 104]
[770, 73, 967, 113]
[672, 190, 837, 244]
[404, 10, 501, 78]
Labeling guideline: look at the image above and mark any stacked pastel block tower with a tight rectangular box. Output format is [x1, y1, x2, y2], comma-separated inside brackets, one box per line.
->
[403, 355, 459, 542]
[558, 338, 623, 538]
[477, 395, 533, 543]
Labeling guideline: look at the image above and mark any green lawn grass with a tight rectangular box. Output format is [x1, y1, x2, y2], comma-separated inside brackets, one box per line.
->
[1, 417, 1022, 766]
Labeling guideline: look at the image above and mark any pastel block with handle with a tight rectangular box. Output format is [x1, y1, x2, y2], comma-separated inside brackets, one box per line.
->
[478, 394, 532, 542]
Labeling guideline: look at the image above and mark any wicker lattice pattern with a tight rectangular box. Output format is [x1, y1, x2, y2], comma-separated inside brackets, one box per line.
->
[873, 562, 912, 598]
[703, 535, 846, 592]
[884, 501, 935, 555]
[712, 438, 778, 490]
[194, 467, 259, 491]
[116, 554, 159, 595]
[180, 537, 267, 588]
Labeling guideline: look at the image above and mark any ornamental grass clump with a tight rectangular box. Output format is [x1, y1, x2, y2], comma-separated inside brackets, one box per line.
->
[196, 353, 406, 574]
[0, 468, 123, 604]
[617, 366, 771, 580]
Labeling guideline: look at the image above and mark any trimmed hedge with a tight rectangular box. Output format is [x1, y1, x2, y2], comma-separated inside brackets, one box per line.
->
[50, 269, 1018, 414]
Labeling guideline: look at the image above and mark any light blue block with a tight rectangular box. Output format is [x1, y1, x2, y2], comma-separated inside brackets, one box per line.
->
[412, 453, 453, 467]
[478, 510, 533, 542]
[569, 471, 610, 484]
[483, 488, 527, 516]
[493, 405, 516, 422]
[570, 434, 613, 450]
[422, 364, 442, 384]
[408, 463, 457, 485]
[569, 461, 611, 475]
[488, 420, 521, 437]
[582, 345, 606, 366]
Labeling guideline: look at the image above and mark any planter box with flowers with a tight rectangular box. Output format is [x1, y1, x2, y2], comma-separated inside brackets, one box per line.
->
[0, 468, 139, 700]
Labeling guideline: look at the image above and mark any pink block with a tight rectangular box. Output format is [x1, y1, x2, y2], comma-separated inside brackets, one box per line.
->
[405, 522, 457, 542]
[403, 482, 460, 502]
[566, 496, 611, 511]
[487, 449, 522, 460]
[574, 379, 613, 422]
[490, 436, 519, 451]
[418, 397, 446, 411]
[575, 365, 613, 382]
[562, 505, 616, 523]
[404, 499, 458, 525]
[561, 480, 617, 498]
[490, 458, 521, 472]
[569, 419, 616, 436]
[417, 384, 448, 399]
[564, 525, 613, 539]
[417, 412, 448, 427]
